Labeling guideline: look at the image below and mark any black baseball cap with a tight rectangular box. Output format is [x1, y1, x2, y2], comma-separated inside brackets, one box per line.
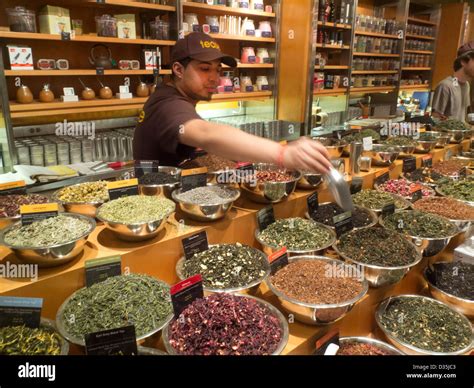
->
[457, 41, 474, 58]
[171, 32, 237, 68]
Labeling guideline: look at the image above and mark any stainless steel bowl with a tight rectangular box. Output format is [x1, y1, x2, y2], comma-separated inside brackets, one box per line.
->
[172, 185, 240, 222]
[255, 219, 337, 257]
[374, 181, 436, 201]
[352, 192, 413, 216]
[439, 129, 466, 144]
[55, 279, 174, 347]
[175, 244, 270, 294]
[333, 228, 423, 288]
[375, 295, 474, 355]
[394, 144, 417, 156]
[206, 169, 237, 185]
[435, 184, 474, 207]
[52, 184, 108, 218]
[363, 144, 400, 167]
[96, 201, 175, 241]
[297, 171, 323, 190]
[266, 255, 368, 325]
[0, 215, 20, 230]
[414, 139, 438, 154]
[240, 163, 302, 204]
[434, 133, 451, 148]
[0, 213, 96, 267]
[424, 263, 474, 319]
[138, 166, 181, 200]
[310, 136, 347, 159]
[338, 336, 403, 355]
[161, 293, 289, 355]
[379, 211, 460, 257]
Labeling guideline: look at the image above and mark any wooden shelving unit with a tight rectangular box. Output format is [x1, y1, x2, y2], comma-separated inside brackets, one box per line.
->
[351, 70, 398, 75]
[406, 33, 435, 40]
[84, 0, 176, 12]
[400, 84, 430, 91]
[182, 1, 275, 18]
[184, 31, 275, 43]
[407, 16, 437, 26]
[315, 65, 349, 70]
[313, 88, 347, 96]
[4, 69, 172, 77]
[317, 21, 352, 29]
[353, 52, 400, 58]
[402, 67, 431, 71]
[404, 50, 433, 55]
[350, 86, 396, 93]
[316, 44, 350, 50]
[354, 30, 399, 39]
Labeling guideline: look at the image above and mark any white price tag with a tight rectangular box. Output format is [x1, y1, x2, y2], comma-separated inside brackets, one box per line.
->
[119, 85, 130, 94]
[362, 137, 373, 151]
[63, 87, 75, 96]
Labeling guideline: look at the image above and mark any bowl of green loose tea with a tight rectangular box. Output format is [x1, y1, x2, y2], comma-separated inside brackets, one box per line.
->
[305, 202, 377, 230]
[267, 255, 368, 325]
[414, 132, 439, 154]
[240, 163, 302, 204]
[380, 136, 417, 156]
[0, 318, 69, 355]
[53, 181, 109, 218]
[380, 210, 459, 257]
[137, 166, 181, 199]
[436, 179, 474, 206]
[96, 195, 175, 241]
[255, 217, 336, 256]
[333, 227, 422, 288]
[352, 190, 412, 215]
[337, 337, 403, 356]
[56, 274, 173, 346]
[376, 295, 473, 355]
[176, 243, 270, 294]
[0, 213, 96, 267]
[424, 261, 474, 319]
[435, 118, 472, 143]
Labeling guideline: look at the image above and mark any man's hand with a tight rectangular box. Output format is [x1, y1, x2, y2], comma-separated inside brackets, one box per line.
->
[282, 137, 332, 174]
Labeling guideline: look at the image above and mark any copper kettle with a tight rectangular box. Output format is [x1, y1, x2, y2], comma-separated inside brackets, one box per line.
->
[89, 44, 113, 69]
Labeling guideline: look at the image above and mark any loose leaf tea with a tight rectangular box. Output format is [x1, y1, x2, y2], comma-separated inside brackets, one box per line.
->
[343, 129, 381, 143]
[181, 243, 268, 289]
[337, 342, 391, 356]
[376, 179, 433, 198]
[256, 170, 294, 182]
[379, 297, 472, 353]
[271, 259, 363, 304]
[97, 195, 175, 224]
[337, 228, 419, 267]
[427, 262, 474, 300]
[311, 203, 373, 228]
[0, 194, 49, 218]
[382, 136, 417, 147]
[383, 211, 457, 238]
[61, 274, 172, 340]
[258, 218, 333, 251]
[180, 154, 235, 172]
[0, 325, 62, 355]
[56, 181, 109, 203]
[413, 197, 474, 221]
[432, 160, 468, 176]
[352, 190, 408, 210]
[403, 167, 445, 186]
[175, 186, 237, 205]
[138, 172, 178, 185]
[169, 293, 282, 355]
[438, 180, 474, 203]
[3, 215, 91, 247]
[436, 118, 471, 132]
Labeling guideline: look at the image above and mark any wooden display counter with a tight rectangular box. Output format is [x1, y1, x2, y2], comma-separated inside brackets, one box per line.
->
[0, 140, 471, 355]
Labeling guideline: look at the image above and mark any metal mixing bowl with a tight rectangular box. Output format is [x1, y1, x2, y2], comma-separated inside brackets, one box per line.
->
[374, 181, 436, 201]
[436, 183, 474, 207]
[266, 255, 368, 325]
[172, 185, 240, 222]
[0, 213, 96, 267]
[297, 171, 323, 190]
[363, 144, 400, 167]
[414, 136, 438, 154]
[375, 295, 474, 355]
[338, 336, 403, 355]
[0, 215, 21, 230]
[434, 132, 451, 148]
[439, 129, 466, 144]
[310, 136, 347, 158]
[53, 183, 108, 218]
[138, 166, 181, 200]
[161, 293, 289, 355]
[352, 192, 413, 216]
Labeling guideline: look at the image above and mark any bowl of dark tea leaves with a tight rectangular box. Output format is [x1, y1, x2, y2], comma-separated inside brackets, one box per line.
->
[376, 295, 473, 355]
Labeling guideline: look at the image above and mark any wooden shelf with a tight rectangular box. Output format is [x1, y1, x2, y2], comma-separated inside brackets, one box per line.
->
[4, 69, 172, 76]
[402, 67, 431, 71]
[406, 33, 435, 41]
[0, 30, 175, 46]
[234, 63, 274, 68]
[400, 84, 431, 91]
[182, 1, 275, 18]
[185, 32, 275, 43]
[84, 0, 176, 11]
[355, 30, 399, 39]
[315, 65, 349, 70]
[353, 52, 400, 58]
[350, 86, 395, 93]
[316, 44, 350, 50]
[314, 88, 347, 96]
[317, 21, 352, 29]
[403, 50, 433, 55]
[408, 17, 437, 26]
[351, 70, 398, 74]
[210, 90, 272, 101]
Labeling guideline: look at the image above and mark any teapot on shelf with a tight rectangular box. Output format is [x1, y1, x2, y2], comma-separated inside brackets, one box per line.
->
[89, 43, 113, 69]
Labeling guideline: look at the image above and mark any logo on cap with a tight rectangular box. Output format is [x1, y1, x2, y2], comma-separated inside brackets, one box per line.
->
[200, 40, 221, 50]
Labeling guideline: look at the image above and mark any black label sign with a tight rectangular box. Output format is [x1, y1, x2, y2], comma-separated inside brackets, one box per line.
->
[0, 296, 42, 328]
[134, 160, 159, 179]
[307, 192, 319, 220]
[314, 329, 340, 355]
[85, 256, 122, 287]
[182, 231, 209, 260]
[403, 157, 417, 173]
[96, 67, 104, 75]
[257, 206, 275, 231]
[306, 174, 323, 186]
[181, 168, 207, 192]
[375, 171, 389, 186]
[153, 68, 159, 76]
[85, 326, 138, 356]
[268, 247, 289, 275]
[170, 274, 204, 318]
[107, 179, 139, 200]
[61, 32, 71, 41]
[381, 202, 395, 218]
[411, 189, 423, 202]
[422, 155, 433, 168]
[350, 177, 363, 194]
[333, 211, 353, 237]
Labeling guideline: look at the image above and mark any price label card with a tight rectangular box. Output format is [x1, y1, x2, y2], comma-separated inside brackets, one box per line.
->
[381, 202, 395, 218]
[403, 157, 417, 173]
[422, 155, 433, 168]
[0, 296, 43, 328]
[256, 206, 275, 231]
[61, 31, 71, 41]
[20, 203, 58, 226]
[170, 274, 204, 318]
[85, 326, 138, 356]
[181, 231, 209, 260]
[362, 137, 373, 151]
[333, 211, 353, 237]
[314, 329, 340, 355]
[375, 171, 389, 186]
[63, 87, 75, 96]
[85, 255, 122, 287]
[134, 160, 159, 179]
[0, 180, 26, 196]
[350, 177, 363, 194]
[410, 185, 423, 202]
[119, 85, 129, 94]
[307, 192, 319, 220]
[107, 179, 139, 200]
[268, 247, 289, 275]
[181, 167, 207, 192]
[96, 67, 104, 75]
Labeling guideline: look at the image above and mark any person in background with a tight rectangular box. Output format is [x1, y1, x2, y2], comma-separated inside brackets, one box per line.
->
[133, 32, 331, 174]
[432, 42, 474, 122]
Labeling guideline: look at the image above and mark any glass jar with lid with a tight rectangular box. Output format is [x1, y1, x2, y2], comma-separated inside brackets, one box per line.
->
[256, 48, 270, 64]
[220, 73, 234, 93]
[6, 7, 36, 33]
[251, 0, 264, 10]
[240, 76, 253, 92]
[258, 21, 272, 38]
[184, 13, 200, 32]
[256, 75, 269, 91]
[95, 15, 117, 37]
[206, 15, 219, 33]
[243, 19, 256, 36]
[241, 47, 256, 63]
